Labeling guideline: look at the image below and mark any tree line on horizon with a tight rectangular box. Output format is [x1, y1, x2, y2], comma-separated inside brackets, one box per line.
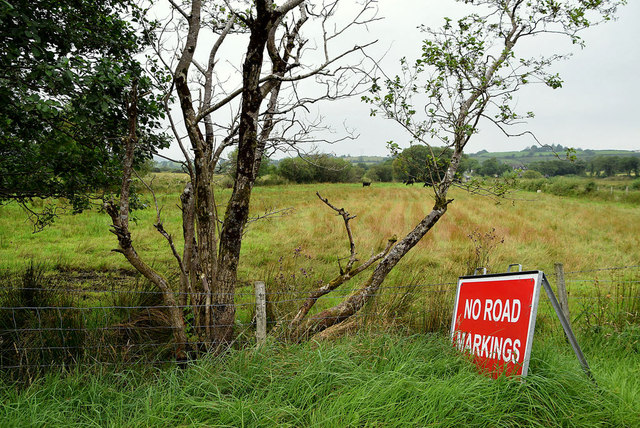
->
[154, 149, 640, 183]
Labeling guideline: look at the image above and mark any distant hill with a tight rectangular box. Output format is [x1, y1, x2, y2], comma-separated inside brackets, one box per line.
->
[152, 157, 184, 172]
[469, 147, 640, 167]
[338, 155, 391, 165]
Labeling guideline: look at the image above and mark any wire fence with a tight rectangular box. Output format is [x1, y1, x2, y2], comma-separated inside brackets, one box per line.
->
[1, 263, 638, 381]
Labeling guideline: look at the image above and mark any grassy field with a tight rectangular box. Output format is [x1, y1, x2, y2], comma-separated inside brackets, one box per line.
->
[1, 176, 639, 426]
[470, 148, 640, 167]
[1, 174, 639, 282]
[0, 332, 638, 427]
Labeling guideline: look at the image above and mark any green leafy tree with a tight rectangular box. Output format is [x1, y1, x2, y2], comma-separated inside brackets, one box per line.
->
[367, 159, 394, 182]
[278, 154, 357, 183]
[392, 145, 469, 184]
[0, 0, 167, 226]
[278, 157, 316, 183]
[619, 156, 639, 177]
[528, 159, 586, 176]
[477, 158, 511, 177]
[589, 155, 619, 177]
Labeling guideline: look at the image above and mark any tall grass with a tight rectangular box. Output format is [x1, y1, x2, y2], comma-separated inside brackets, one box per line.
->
[0, 332, 637, 427]
[0, 264, 180, 382]
[2, 178, 640, 280]
[0, 262, 85, 381]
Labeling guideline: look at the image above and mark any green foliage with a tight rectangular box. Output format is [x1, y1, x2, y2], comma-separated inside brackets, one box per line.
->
[477, 157, 511, 177]
[277, 155, 362, 184]
[528, 159, 586, 177]
[588, 155, 640, 177]
[522, 170, 543, 179]
[0, 0, 168, 217]
[1, 333, 638, 426]
[365, 159, 394, 182]
[392, 145, 469, 183]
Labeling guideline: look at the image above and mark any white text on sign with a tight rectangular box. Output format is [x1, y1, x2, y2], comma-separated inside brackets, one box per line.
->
[463, 298, 521, 323]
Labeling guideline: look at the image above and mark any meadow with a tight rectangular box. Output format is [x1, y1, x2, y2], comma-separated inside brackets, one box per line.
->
[2, 174, 640, 281]
[1, 175, 639, 426]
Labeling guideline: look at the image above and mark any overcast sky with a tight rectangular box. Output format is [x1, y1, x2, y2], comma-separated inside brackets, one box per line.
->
[159, 0, 639, 160]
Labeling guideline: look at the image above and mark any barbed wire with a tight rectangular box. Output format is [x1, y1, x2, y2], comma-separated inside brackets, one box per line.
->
[1, 263, 637, 376]
[0, 281, 457, 298]
[565, 279, 640, 284]
[563, 265, 640, 275]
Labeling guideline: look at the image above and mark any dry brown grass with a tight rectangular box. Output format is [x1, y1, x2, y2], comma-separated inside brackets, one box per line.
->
[1, 178, 639, 287]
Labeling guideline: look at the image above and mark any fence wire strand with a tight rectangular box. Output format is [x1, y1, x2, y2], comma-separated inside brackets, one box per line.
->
[0, 264, 638, 376]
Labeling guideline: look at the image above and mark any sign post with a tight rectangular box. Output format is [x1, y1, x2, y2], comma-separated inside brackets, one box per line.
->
[450, 269, 594, 381]
[540, 274, 595, 383]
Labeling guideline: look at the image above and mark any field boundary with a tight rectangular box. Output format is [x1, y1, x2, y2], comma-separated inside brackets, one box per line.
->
[1, 263, 638, 380]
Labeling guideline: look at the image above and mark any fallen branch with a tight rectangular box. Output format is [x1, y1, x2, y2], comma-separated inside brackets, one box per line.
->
[287, 193, 397, 339]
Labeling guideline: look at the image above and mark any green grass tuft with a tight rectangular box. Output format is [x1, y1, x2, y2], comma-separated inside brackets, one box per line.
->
[1, 333, 638, 427]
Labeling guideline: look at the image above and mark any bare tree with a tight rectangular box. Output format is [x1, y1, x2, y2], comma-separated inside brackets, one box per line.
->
[287, 0, 625, 340]
[105, 0, 378, 355]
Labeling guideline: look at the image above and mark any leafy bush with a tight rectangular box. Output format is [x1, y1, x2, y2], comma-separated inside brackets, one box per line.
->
[521, 170, 543, 179]
[278, 155, 360, 183]
[584, 180, 597, 193]
[528, 159, 586, 176]
[255, 174, 291, 186]
[217, 175, 235, 189]
[518, 178, 547, 192]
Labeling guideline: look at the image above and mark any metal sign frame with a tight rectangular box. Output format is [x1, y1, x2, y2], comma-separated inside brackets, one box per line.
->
[539, 273, 595, 382]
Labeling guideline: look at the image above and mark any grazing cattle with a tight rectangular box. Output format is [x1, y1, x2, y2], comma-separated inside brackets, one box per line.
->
[362, 182, 371, 187]
[403, 179, 415, 186]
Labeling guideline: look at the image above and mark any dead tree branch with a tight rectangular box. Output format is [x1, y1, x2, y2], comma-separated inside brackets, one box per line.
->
[287, 193, 396, 338]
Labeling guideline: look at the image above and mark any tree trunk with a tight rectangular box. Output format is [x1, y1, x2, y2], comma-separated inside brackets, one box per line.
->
[107, 82, 188, 360]
[212, 5, 275, 345]
[293, 204, 448, 340]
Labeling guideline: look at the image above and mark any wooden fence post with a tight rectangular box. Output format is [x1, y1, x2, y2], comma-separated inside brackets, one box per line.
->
[255, 281, 267, 346]
[554, 263, 571, 329]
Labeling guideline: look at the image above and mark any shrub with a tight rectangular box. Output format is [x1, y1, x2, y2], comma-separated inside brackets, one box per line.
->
[278, 155, 357, 183]
[217, 175, 235, 189]
[255, 174, 291, 186]
[584, 180, 597, 194]
[518, 178, 547, 192]
[547, 177, 582, 196]
[522, 170, 543, 179]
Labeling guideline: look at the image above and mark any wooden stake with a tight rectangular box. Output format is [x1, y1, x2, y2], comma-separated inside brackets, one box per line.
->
[255, 281, 267, 346]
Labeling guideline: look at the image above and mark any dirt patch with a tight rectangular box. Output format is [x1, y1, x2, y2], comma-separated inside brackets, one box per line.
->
[48, 268, 141, 291]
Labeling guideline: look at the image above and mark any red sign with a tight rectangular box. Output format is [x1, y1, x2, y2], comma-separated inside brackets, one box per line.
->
[450, 272, 542, 377]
